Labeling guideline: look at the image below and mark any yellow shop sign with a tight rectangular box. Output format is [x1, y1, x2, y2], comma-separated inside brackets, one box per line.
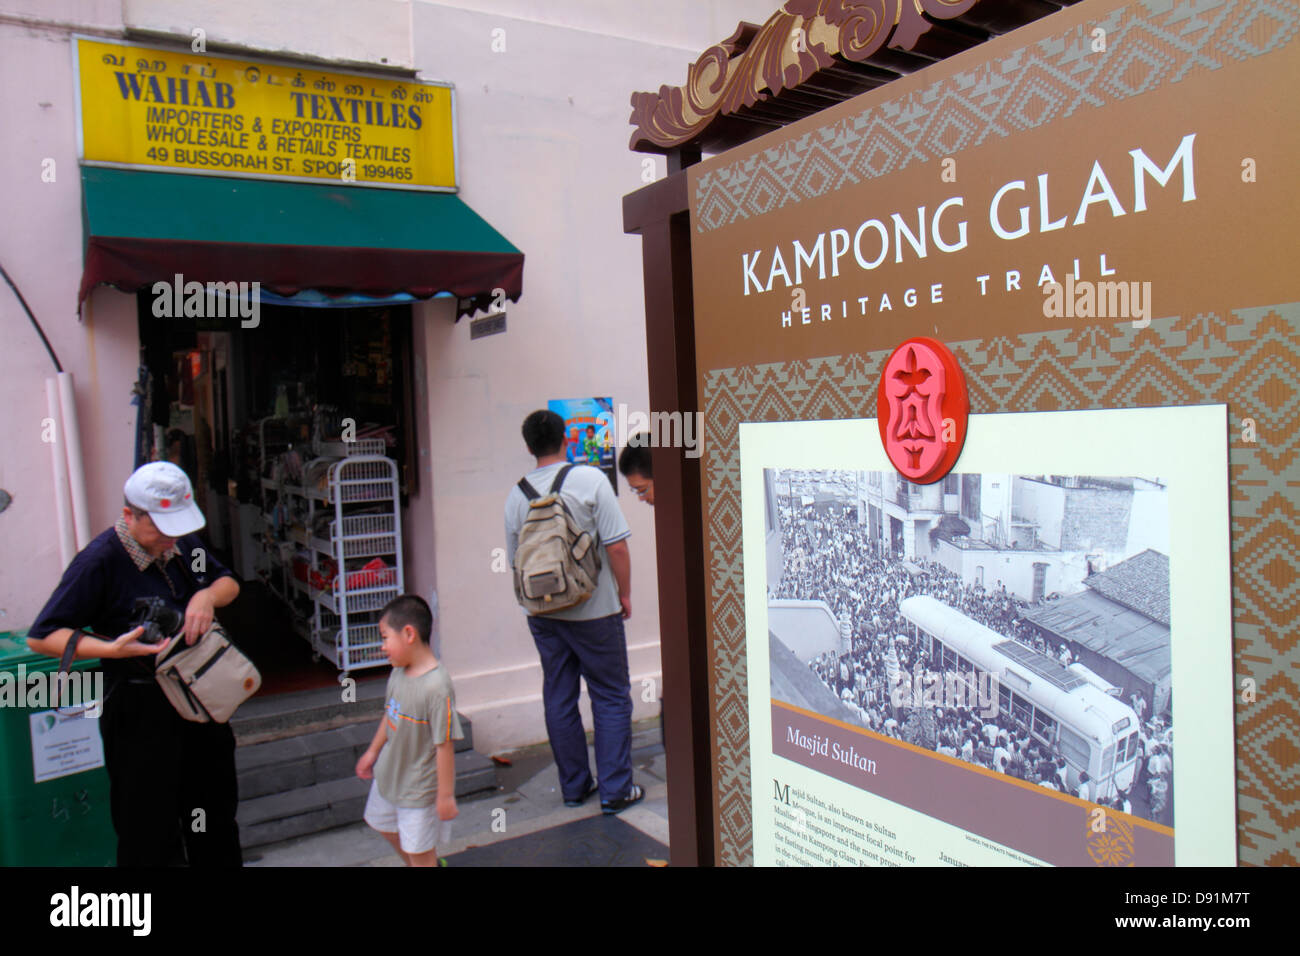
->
[75, 37, 457, 191]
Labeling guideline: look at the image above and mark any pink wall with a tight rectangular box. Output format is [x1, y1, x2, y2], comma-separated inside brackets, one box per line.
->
[0, 14, 139, 630]
[398, 298, 449, 651]
[411, 6, 673, 749]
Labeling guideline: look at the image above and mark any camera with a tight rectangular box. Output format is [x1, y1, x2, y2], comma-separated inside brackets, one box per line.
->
[128, 596, 185, 645]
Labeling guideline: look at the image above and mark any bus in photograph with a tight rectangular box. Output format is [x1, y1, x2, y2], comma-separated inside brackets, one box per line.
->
[898, 595, 1142, 804]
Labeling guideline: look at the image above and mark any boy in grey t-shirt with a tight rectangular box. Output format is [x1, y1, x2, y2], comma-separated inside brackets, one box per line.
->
[356, 595, 463, 866]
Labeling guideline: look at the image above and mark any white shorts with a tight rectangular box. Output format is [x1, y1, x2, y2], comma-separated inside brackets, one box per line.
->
[363, 782, 442, 855]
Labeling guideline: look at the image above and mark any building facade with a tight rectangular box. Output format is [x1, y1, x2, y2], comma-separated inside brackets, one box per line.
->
[858, 470, 1166, 605]
[0, 0, 779, 751]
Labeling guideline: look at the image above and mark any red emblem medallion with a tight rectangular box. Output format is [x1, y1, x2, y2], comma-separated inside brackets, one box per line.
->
[877, 337, 968, 484]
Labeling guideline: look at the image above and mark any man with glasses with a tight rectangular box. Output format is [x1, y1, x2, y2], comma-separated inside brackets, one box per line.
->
[617, 434, 664, 746]
[617, 434, 654, 505]
[26, 461, 243, 866]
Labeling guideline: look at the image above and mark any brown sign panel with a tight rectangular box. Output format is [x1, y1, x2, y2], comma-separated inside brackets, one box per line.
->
[688, 0, 1300, 866]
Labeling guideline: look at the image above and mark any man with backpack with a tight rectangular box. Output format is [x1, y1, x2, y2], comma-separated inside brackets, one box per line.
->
[504, 410, 643, 814]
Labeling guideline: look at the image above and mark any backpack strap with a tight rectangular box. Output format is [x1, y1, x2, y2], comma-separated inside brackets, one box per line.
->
[549, 464, 575, 495]
[518, 464, 576, 501]
[549, 464, 600, 549]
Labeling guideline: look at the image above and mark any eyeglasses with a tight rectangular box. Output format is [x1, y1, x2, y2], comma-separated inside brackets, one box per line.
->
[128, 509, 172, 540]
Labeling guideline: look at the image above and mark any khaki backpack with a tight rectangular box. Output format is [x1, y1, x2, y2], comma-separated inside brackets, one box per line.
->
[513, 465, 601, 614]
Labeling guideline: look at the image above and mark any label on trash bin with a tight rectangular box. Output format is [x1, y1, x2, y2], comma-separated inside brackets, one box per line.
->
[30, 709, 105, 783]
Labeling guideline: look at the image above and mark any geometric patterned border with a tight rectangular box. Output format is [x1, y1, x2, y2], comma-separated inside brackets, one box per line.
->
[702, 303, 1300, 866]
[693, 0, 1300, 233]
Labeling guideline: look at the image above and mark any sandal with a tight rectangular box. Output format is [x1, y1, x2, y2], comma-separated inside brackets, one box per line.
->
[601, 783, 645, 815]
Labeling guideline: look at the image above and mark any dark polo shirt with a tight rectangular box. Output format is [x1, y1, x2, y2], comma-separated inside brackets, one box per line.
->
[28, 527, 234, 685]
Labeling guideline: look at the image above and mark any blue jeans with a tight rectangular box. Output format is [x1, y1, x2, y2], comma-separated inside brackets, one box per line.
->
[527, 612, 633, 804]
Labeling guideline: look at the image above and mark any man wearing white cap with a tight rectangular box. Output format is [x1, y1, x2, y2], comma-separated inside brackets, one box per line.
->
[27, 461, 244, 866]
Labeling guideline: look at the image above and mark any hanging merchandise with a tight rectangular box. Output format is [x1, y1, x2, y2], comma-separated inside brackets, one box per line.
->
[131, 365, 153, 468]
[175, 352, 195, 406]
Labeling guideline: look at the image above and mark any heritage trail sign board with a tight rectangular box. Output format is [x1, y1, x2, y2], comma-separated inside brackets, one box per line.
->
[686, 0, 1300, 866]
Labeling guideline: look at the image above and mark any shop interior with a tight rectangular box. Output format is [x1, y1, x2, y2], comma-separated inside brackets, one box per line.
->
[135, 293, 419, 694]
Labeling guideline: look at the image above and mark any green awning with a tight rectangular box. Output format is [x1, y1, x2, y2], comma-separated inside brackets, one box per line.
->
[79, 166, 523, 315]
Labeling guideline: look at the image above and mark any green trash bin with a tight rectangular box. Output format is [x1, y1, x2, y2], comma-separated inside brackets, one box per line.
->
[0, 630, 116, 866]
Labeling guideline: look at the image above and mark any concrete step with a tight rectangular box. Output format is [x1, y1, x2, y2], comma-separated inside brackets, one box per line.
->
[237, 749, 499, 849]
[232, 680, 387, 739]
[236, 722, 373, 800]
[238, 776, 367, 849]
[233, 680, 477, 753]
[236, 716, 484, 800]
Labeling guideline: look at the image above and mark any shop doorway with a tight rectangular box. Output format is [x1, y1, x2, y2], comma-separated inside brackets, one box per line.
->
[135, 296, 419, 695]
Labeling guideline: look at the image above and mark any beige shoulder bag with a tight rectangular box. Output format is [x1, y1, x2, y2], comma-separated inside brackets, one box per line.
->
[155, 622, 262, 723]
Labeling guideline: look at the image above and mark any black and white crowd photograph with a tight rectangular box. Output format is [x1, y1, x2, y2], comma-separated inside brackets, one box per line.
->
[764, 467, 1174, 827]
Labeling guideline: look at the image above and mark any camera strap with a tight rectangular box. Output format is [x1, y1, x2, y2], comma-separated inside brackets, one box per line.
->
[57, 629, 85, 677]
[58, 626, 139, 676]
[55, 626, 139, 715]
[51, 551, 196, 707]
[56, 561, 184, 678]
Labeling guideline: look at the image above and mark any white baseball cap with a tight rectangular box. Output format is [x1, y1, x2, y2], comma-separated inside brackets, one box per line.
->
[124, 462, 205, 537]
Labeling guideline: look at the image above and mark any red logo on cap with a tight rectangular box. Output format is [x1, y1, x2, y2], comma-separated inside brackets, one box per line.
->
[160, 498, 171, 508]
[877, 337, 968, 484]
